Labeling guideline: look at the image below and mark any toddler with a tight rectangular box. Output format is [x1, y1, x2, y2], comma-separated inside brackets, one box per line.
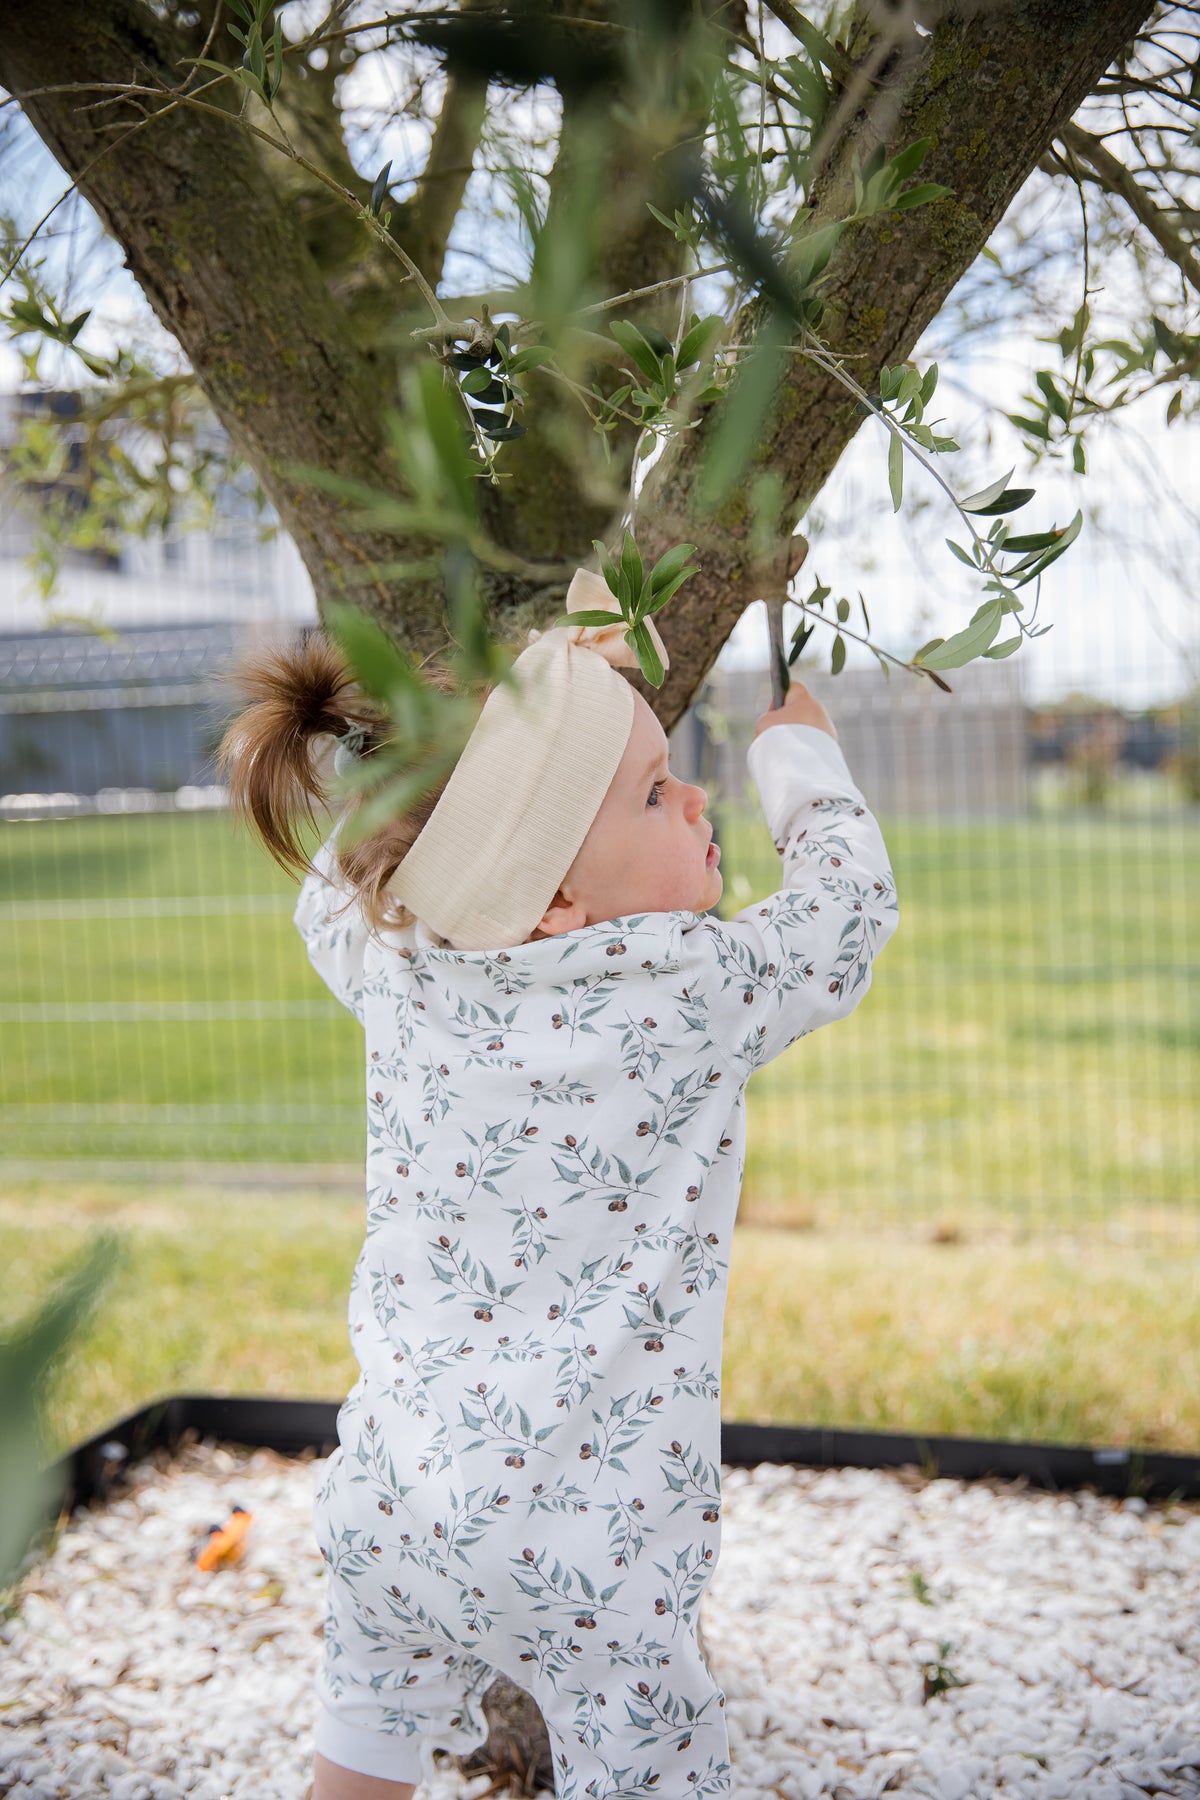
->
[218, 572, 899, 1800]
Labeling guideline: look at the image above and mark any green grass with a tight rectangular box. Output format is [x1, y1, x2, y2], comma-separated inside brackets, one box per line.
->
[1, 803, 1197, 1237]
[8, 1180, 1197, 1461]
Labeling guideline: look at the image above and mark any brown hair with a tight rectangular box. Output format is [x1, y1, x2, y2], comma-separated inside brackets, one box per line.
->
[216, 628, 495, 936]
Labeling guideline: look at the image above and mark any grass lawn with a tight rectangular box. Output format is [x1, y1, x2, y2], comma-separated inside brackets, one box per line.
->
[4, 798, 1196, 1460]
[6, 1178, 1197, 1461]
[1, 804, 1196, 1239]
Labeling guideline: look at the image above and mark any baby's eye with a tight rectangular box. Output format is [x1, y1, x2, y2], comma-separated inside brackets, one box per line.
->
[647, 778, 668, 808]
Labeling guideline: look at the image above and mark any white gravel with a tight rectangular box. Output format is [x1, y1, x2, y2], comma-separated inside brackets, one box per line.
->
[2, 1440, 1199, 1800]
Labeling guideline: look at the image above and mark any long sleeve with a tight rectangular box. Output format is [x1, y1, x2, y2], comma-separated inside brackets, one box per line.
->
[684, 722, 898, 1076]
[293, 827, 368, 1024]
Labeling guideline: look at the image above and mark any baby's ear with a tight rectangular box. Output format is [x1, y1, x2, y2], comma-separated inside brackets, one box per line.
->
[534, 890, 588, 939]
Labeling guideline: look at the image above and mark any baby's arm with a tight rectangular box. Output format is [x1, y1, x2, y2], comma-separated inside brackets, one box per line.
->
[293, 824, 368, 1023]
[685, 681, 898, 1075]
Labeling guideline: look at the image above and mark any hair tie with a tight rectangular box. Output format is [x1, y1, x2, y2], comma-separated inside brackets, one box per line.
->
[333, 720, 370, 777]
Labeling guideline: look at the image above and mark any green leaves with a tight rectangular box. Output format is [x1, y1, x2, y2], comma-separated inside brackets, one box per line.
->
[603, 312, 728, 447]
[443, 319, 528, 451]
[549, 531, 701, 688]
[4, 296, 108, 377]
[184, 0, 285, 103]
[2, 1233, 121, 1587]
[913, 598, 1005, 671]
[888, 430, 904, 512]
[609, 319, 673, 382]
[697, 309, 789, 512]
[850, 138, 953, 221]
[370, 161, 393, 224]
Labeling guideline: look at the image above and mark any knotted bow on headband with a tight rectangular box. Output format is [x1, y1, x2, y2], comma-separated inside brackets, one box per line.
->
[387, 569, 670, 952]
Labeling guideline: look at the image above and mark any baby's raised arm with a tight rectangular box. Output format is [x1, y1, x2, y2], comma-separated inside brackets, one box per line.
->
[683, 682, 898, 1075]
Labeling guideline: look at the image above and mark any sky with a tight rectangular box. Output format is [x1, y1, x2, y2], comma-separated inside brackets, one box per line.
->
[1, 53, 1197, 714]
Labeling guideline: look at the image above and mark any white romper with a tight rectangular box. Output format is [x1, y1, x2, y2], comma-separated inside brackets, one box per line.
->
[300, 723, 899, 1797]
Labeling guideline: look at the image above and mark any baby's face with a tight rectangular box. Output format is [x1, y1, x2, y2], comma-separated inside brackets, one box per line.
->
[532, 690, 722, 939]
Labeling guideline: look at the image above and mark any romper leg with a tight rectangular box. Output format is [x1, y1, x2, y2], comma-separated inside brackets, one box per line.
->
[313, 1545, 495, 1783]
[520, 1623, 732, 1800]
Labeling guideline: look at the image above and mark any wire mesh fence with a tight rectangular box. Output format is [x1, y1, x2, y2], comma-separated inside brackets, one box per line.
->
[2, 613, 1195, 1252]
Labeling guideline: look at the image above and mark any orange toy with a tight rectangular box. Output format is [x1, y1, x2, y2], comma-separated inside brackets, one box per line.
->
[194, 1506, 254, 1571]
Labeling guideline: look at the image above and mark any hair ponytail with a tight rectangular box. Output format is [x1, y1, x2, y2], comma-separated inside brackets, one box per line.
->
[217, 627, 499, 935]
[216, 630, 378, 879]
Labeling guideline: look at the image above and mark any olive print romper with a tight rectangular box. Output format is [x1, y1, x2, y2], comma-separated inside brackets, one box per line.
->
[299, 723, 899, 1796]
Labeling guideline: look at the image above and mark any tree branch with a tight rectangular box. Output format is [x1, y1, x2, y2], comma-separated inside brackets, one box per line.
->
[1057, 118, 1200, 297]
[393, 4, 489, 290]
[636, 0, 1160, 733]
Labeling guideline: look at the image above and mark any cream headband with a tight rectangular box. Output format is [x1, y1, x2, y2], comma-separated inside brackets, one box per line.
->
[387, 569, 670, 951]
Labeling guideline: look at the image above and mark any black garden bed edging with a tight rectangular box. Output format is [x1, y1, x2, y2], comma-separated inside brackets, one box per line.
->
[46, 1393, 1200, 1520]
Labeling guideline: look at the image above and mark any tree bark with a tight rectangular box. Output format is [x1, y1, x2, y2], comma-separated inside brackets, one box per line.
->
[0, 2, 461, 636]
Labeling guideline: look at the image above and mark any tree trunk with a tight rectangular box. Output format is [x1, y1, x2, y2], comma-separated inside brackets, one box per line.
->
[0, 3, 460, 638]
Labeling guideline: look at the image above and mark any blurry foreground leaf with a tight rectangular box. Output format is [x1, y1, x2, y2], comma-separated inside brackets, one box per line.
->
[1, 1232, 122, 1589]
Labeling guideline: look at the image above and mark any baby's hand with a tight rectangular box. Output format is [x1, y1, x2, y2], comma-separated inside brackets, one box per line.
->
[752, 679, 838, 743]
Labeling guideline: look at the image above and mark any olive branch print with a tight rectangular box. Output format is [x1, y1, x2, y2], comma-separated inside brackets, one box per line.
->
[578, 1389, 668, 1479]
[509, 1545, 625, 1623]
[551, 1338, 602, 1411]
[598, 1493, 649, 1568]
[547, 984, 623, 1046]
[660, 1441, 722, 1521]
[408, 1333, 477, 1378]
[378, 1587, 461, 1669]
[410, 1188, 468, 1228]
[379, 1383, 455, 1480]
[701, 891, 821, 1008]
[624, 1674, 716, 1754]
[650, 1543, 717, 1633]
[440, 993, 525, 1062]
[596, 1629, 674, 1672]
[549, 1134, 660, 1214]
[629, 1068, 723, 1153]
[503, 1192, 560, 1269]
[615, 1012, 669, 1082]
[585, 1762, 676, 1799]
[427, 1236, 521, 1317]
[458, 1379, 559, 1463]
[366, 1094, 429, 1165]
[524, 1073, 599, 1110]
[488, 1328, 547, 1365]
[621, 1283, 696, 1354]
[452, 1118, 542, 1205]
[455, 1577, 499, 1637]
[669, 1364, 721, 1404]
[524, 1472, 589, 1516]
[366, 1262, 409, 1329]
[351, 1412, 413, 1517]
[322, 1523, 385, 1584]
[675, 1224, 725, 1295]
[415, 1056, 459, 1126]
[471, 945, 543, 997]
[513, 1626, 600, 1687]
[546, 1249, 642, 1333]
[434, 1483, 515, 1562]
[572, 1684, 611, 1752]
[820, 891, 883, 1007]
